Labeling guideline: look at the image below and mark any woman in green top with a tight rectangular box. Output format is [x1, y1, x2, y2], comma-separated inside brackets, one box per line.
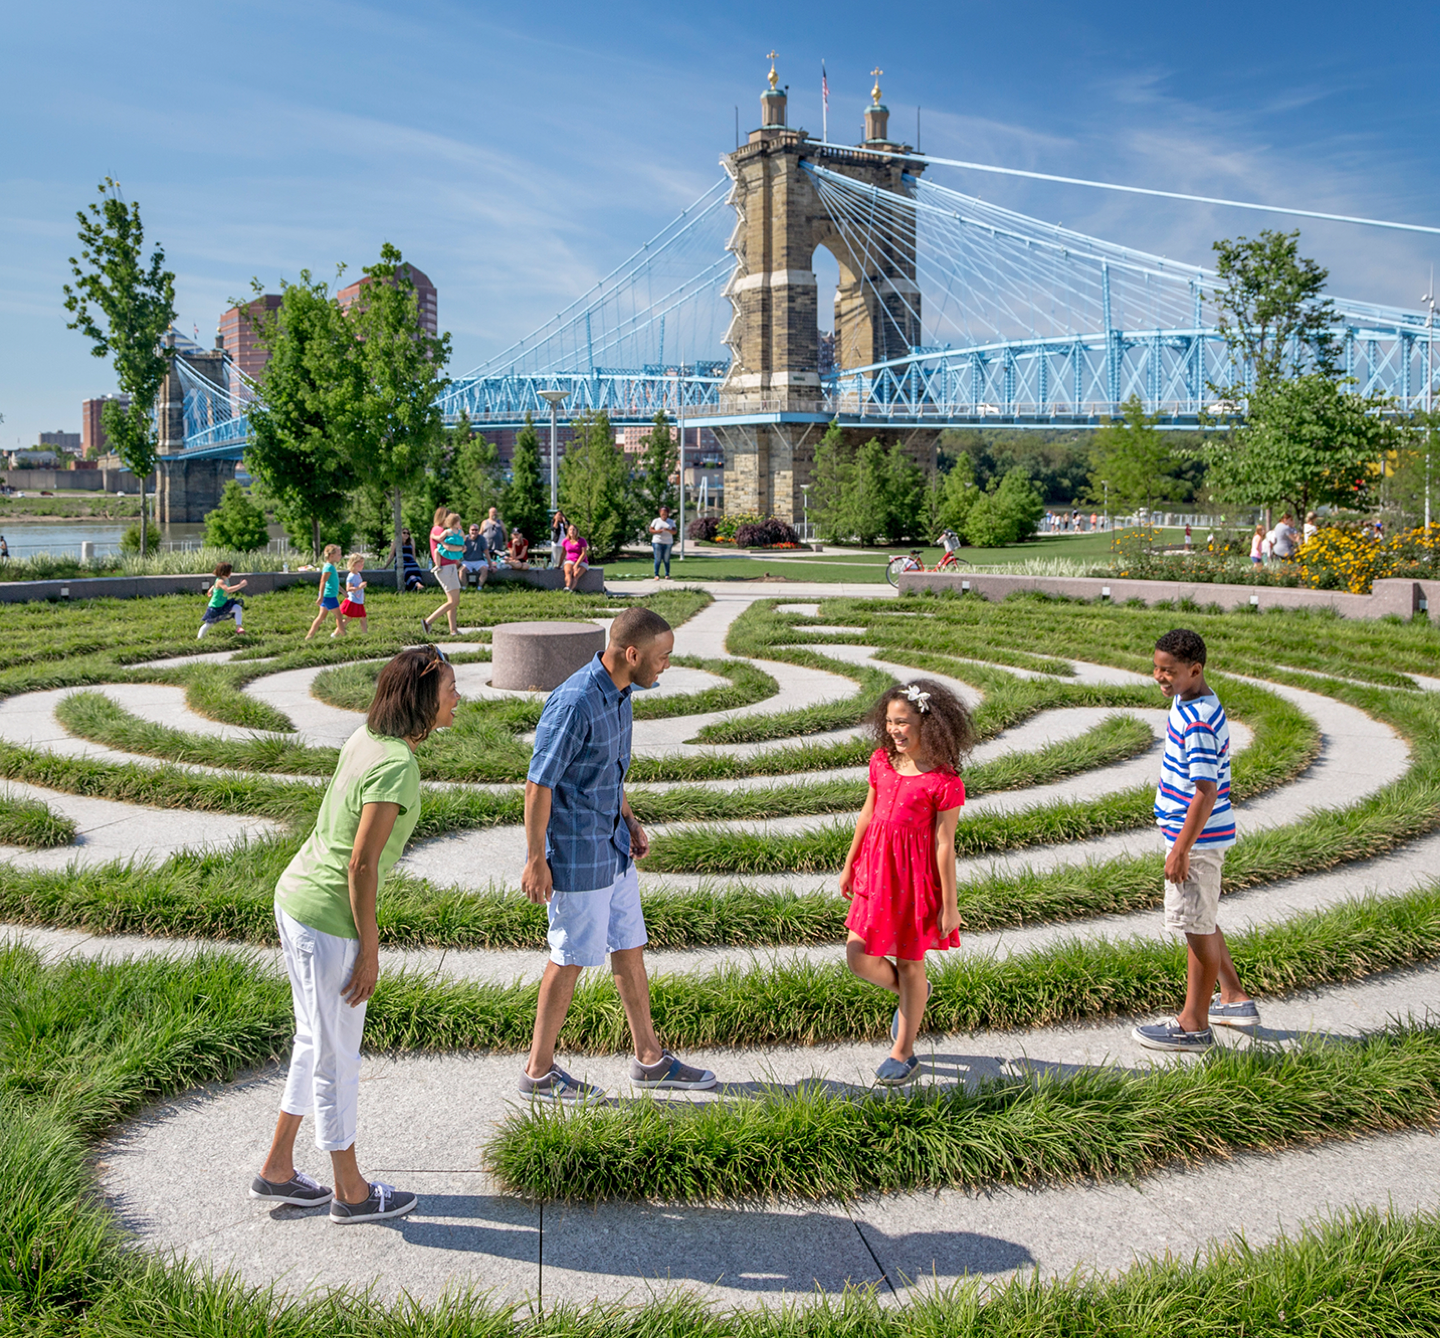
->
[252, 644, 459, 1225]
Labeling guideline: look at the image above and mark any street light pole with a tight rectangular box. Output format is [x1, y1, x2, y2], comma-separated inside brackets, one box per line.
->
[676, 360, 686, 561]
[538, 389, 569, 514]
[1424, 272, 1435, 533]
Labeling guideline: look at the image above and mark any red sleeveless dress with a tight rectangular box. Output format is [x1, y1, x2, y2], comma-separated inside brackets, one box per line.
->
[845, 747, 966, 960]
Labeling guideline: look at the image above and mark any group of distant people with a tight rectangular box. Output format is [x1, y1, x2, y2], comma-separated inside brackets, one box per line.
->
[1249, 511, 1317, 565]
[1043, 510, 1103, 533]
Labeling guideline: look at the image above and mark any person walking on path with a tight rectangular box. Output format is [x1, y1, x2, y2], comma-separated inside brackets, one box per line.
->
[1250, 523, 1265, 565]
[549, 510, 568, 569]
[1273, 511, 1299, 561]
[422, 513, 465, 637]
[252, 644, 459, 1222]
[428, 505, 450, 567]
[560, 524, 589, 591]
[519, 607, 716, 1102]
[305, 545, 345, 640]
[338, 554, 368, 635]
[197, 562, 247, 639]
[1133, 628, 1257, 1053]
[649, 505, 676, 578]
[839, 679, 974, 1086]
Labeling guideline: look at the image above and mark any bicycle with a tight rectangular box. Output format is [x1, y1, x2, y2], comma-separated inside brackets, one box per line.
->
[885, 546, 969, 587]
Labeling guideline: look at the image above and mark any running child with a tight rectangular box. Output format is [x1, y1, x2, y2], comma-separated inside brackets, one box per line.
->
[198, 562, 247, 639]
[339, 554, 368, 634]
[1133, 628, 1258, 1052]
[305, 544, 345, 640]
[839, 678, 975, 1086]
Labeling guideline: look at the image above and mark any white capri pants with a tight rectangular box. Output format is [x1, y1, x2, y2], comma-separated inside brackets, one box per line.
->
[276, 903, 367, 1152]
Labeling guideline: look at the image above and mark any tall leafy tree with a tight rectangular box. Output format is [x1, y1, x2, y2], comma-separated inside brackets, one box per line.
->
[964, 466, 1045, 548]
[62, 178, 176, 554]
[1087, 396, 1189, 520]
[1207, 373, 1398, 516]
[634, 412, 679, 522]
[847, 438, 891, 545]
[560, 410, 634, 560]
[1210, 230, 1337, 395]
[403, 414, 502, 535]
[347, 244, 452, 590]
[809, 421, 853, 543]
[242, 272, 358, 556]
[883, 442, 926, 542]
[504, 414, 550, 544]
[934, 453, 980, 539]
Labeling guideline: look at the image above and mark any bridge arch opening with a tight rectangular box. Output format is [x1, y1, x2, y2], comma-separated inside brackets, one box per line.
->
[812, 243, 841, 377]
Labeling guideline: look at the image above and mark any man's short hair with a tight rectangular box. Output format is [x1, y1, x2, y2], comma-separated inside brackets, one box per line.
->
[1155, 627, 1207, 666]
[610, 606, 671, 650]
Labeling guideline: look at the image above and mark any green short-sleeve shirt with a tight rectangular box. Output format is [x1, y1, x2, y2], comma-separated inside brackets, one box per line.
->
[275, 726, 422, 939]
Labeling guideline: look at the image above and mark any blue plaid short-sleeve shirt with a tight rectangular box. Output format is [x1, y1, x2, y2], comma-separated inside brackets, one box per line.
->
[527, 653, 633, 891]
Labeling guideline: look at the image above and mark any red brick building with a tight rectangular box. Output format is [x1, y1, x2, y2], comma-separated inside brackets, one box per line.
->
[81, 394, 131, 458]
[336, 263, 437, 335]
[218, 295, 282, 393]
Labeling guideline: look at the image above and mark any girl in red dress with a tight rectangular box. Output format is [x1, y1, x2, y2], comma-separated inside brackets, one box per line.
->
[839, 678, 975, 1086]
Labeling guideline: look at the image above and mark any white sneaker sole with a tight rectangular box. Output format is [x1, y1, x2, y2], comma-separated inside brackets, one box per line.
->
[633, 1074, 718, 1091]
[249, 1187, 332, 1207]
[330, 1194, 418, 1224]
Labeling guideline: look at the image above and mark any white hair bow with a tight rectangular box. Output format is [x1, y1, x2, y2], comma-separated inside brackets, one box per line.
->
[903, 684, 931, 713]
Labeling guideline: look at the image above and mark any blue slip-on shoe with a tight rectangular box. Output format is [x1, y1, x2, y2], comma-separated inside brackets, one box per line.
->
[1209, 995, 1261, 1028]
[890, 981, 934, 1042]
[874, 1055, 921, 1087]
[631, 1049, 718, 1091]
[1131, 1018, 1213, 1053]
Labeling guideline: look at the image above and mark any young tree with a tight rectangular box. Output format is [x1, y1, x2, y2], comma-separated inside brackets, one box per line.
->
[346, 244, 452, 590]
[634, 412, 679, 523]
[883, 442, 927, 542]
[504, 414, 550, 544]
[202, 480, 270, 551]
[964, 466, 1045, 548]
[63, 178, 176, 554]
[847, 438, 892, 545]
[403, 414, 502, 534]
[1207, 373, 1398, 517]
[242, 272, 358, 556]
[1087, 395, 1189, 520]
[809, 421, 854, 543]
[560, 411, 634, 560]
[1210, 229, 1337, 395]
[934, 453, 980, 539]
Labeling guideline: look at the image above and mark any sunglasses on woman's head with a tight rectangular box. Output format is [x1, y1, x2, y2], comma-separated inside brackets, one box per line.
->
[419, 645, 451, 676]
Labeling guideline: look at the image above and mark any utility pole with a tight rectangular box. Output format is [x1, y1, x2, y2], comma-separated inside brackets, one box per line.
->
[538, 388, 569, 513]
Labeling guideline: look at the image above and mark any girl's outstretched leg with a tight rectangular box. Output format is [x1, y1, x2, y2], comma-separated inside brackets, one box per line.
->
[891, 959, 929, 1061]
[846, 935, 899, 992]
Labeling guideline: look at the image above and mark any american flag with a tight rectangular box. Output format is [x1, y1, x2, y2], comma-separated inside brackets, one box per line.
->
[822, 61, 829, 110]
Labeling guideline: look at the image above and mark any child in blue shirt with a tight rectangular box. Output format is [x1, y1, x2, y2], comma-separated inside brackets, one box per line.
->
[1133, 628, 1258, 1053]
[305, 544, 345, 640]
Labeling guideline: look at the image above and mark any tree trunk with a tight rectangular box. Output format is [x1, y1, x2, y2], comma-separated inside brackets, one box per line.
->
[312, 515, 321, 559]
[393, 486, 404, 594]
[139, 475, 148, 556]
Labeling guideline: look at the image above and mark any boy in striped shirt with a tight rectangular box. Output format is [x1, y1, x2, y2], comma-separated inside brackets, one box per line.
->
[1133, 628, 1258, 1052]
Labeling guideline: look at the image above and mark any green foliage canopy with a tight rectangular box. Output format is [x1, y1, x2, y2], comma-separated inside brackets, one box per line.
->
[202, 482, 269, 551]
[964, 466, 1046, 547]
[1088, 395, 1190, 518]
[559, 410, 635, 560]
[634, 412, 679, 523]
[503, 415, 550, 544]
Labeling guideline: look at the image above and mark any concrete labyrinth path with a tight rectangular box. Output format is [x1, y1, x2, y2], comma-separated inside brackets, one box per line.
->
[3, 581, 1438, 1310]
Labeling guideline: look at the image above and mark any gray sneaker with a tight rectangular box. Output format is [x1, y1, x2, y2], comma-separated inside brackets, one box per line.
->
[631, 1049, 717, 1090]
[329, 1181, 417, 1224]
[1209, 995, 1261, 1027]
[1132, 1018, 1214, 1053]
[874, 1055, 921, 1086]
[249, 1169, 332, 1207]
[518, 1066, 606, 1103]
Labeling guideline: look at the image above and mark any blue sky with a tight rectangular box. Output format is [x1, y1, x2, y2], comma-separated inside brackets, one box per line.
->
[3, 0, 1438, 447]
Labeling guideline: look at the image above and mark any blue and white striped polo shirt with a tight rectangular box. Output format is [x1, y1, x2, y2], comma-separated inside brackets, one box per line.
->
[1154, 693, 1235, 849]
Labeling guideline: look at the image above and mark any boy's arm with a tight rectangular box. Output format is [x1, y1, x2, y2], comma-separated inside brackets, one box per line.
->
[1165, 780, 1216, 883]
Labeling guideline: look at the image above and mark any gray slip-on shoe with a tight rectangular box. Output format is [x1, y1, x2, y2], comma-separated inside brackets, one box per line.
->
[519, 1066, 606, 1103]
[1132, 1018, 1214, 1052]
[329, 1181, 417, 1224]
[874, 1055, 921, 1086]
[249, 1169, 332, 1207]
[1209, 994, 1261, 1027]
[631, 1049, 717, 1091]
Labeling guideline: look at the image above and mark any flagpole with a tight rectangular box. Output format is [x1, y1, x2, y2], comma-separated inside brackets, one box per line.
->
[822, 60, 828, 143]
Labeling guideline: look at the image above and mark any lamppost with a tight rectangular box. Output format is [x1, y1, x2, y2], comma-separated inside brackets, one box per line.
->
[1423, 273, 1435, 533]
[538, 389, 569, 513]
[675, 362, 686, 561]
[801, 483, 810, 542]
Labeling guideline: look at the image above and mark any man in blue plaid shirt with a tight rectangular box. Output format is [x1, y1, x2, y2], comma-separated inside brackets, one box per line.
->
[519, 606, 717, 1102]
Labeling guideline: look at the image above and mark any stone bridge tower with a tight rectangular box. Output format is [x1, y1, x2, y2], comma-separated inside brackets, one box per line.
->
[154, 339, 238, 526]
[716, 61, 937, 523]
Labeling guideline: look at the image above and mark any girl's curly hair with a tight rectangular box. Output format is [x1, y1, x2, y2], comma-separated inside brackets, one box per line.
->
[868, 677, 977, 772]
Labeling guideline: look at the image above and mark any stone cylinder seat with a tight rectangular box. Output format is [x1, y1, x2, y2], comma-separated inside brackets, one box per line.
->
[489, 620, 606, 692]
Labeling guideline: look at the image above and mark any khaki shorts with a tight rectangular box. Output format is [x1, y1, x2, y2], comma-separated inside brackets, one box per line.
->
[434, 563, 462, 592]
[1163, 846, 1226, 936]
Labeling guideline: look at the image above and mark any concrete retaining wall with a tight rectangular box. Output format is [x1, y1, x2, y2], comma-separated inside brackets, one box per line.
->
[897, 570, 1440, 621]
[0, 565, 604, 604]
[2, 468, 146, 493]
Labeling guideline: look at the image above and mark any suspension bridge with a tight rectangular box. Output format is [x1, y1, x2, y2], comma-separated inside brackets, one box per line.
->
[167, 62, 1437, 522]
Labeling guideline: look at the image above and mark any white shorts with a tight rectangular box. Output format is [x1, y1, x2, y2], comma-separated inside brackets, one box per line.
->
[547, 863, 646, 967]
[1163, 846, 1226, 936]
[434, 563, 462, 592]
[276, 903, 367, 1152]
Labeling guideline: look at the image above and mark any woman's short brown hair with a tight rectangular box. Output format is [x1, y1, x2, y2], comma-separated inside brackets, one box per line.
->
[367, 646, 450, 743]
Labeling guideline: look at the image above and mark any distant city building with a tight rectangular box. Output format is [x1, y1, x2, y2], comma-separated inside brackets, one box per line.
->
[337, 263, 437, 336]
[219, 295, 282, 392]
[39, 431, 81, 450]
[617, 424, 718, 459]
[81, 394, 132, 457]
[8, 449, 59, 468]
[818, 329, 837, 379]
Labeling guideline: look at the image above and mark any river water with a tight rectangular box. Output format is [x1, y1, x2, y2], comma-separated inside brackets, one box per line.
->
[0, 519, 211, 558]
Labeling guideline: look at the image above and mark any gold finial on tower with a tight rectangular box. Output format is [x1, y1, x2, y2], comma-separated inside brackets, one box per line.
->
[767, 51, 779, 90]
[871, 68, 884, 104]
